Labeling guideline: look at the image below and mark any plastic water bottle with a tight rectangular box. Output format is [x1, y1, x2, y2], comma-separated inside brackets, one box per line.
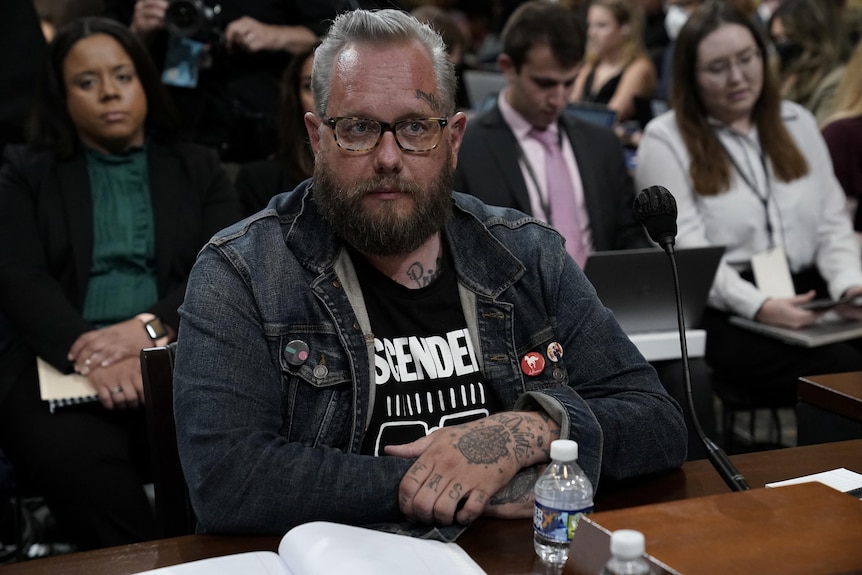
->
[600, 529, 653, 574]
[533, 439, 594, 566]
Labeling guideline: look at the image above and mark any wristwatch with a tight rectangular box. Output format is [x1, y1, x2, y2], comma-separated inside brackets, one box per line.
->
[136, 313, 170, 346]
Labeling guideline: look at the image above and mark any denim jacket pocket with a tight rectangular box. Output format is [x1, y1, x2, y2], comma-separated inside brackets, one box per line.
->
[278, 332, 355, 448]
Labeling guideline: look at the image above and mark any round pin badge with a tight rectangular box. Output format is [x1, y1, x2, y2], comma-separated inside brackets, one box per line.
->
[520, 352, 545, 376]
[547, 342, 564, 363]
[284, 339, 310, 366]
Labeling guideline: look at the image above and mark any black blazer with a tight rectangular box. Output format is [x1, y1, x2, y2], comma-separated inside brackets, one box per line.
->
[234, 159, 302, 218]
[0, 140, 240, 401]
[454, 103, 648, 252]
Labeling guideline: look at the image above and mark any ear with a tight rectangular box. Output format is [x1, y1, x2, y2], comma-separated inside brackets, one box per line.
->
[305, 112, 322, 154]
[621, 23, 631, 37]
[498, 53, 515, 79]
[448, 111, 467, 169]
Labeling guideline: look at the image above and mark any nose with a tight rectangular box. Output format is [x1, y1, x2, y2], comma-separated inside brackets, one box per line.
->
[100, 76, 120, 101]
[548, 84, 568, 109]
[727, 60, 745, 83]
[372, 131, 403, 174]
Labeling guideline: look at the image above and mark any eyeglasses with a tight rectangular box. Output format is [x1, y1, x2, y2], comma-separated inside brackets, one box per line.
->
[697, 48, 762, 79]
[323, 116, 449, 153]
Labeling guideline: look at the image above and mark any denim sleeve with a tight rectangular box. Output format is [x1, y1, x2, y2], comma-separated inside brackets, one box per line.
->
[517, 256, 687, 488]
[174, 246, 416, 535]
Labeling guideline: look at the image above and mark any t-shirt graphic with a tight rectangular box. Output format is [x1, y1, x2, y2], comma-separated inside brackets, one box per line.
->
[351, 249, 501, 456]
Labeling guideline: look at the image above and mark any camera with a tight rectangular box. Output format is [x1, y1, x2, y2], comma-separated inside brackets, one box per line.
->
[164, 0, 222, 39]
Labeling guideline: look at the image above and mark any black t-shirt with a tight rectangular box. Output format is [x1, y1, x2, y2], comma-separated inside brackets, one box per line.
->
[350, 250, 501, 456]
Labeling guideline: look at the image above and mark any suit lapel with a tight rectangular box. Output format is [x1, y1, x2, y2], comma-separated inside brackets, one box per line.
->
[147, 143, 181, 287]
[58, 155, 93, 302]
[481, 106, 532, 214]
[561, 116, 605, 246]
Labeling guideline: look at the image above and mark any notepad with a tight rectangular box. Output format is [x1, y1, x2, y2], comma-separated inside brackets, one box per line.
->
[132, 521, 486, 575]
[37, 357, 98, 412]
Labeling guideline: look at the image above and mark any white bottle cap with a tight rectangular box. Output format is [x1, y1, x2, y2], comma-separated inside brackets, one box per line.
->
[610, 529, 646, 560]
[550, 439, 578, 461]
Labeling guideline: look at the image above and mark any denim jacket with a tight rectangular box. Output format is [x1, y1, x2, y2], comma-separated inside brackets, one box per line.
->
[174, 180, 687, 537]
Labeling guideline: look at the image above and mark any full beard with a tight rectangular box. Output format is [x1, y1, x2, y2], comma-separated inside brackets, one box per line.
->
[312, 152, 454, 257]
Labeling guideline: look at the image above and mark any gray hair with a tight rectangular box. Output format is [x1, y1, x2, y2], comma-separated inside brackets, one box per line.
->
[311, 9, 457, 117]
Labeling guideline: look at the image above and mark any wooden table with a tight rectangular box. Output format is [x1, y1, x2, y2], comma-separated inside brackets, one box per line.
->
[798, 372, 862, 445]
[3, 440, 860, 575]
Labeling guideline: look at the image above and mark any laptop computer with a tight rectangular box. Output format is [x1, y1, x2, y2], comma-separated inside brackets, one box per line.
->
[564, 102, 617, 128]
[462, 70, 507, 111]
[729, 313, 862, 348]
[583, 246, 725, 334]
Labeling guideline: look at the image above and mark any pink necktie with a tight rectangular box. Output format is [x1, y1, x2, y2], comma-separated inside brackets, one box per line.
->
[530, 128, 587, 267]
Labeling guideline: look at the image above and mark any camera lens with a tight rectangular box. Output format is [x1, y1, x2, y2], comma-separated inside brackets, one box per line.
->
[165, 0, 204, 38]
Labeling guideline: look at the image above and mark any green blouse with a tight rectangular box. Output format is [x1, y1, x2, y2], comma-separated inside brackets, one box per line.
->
[82, 145, 158, 327]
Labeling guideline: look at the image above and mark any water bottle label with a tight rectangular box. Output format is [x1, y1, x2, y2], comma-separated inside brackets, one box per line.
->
[533, 501, 593, 543]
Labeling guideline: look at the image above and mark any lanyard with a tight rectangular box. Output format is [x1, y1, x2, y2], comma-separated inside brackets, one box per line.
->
[719, 137, 775, 250]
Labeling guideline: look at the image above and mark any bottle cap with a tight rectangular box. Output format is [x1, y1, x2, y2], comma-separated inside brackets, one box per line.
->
[610, 529, 645, 560]
[549, 439, 578, 461]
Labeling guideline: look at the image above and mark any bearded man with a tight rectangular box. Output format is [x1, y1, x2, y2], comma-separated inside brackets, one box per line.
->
[173, 7, 686, 541]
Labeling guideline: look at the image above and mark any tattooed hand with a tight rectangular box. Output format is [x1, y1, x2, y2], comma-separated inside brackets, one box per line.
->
[384, 411, 560, 526]
[484, 465, 544, 519]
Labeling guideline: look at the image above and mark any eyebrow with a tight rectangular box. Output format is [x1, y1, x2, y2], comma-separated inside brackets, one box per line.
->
[531, 74, 578, 86]
[701, 46, 758, 66]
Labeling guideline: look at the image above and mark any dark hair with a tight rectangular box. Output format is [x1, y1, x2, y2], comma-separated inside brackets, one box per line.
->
[277, 47, 315, 182]
[28, 16, 179, 157]
[501, 0, 585, 71]
[671, 1, 807, 197]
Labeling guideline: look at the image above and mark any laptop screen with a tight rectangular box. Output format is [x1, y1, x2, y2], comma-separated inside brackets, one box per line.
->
[564, 102, 617, 128]
[583, 247, 725, 334]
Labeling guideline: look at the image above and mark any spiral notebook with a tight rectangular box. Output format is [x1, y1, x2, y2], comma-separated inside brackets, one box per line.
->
[37, 357, 99, 412]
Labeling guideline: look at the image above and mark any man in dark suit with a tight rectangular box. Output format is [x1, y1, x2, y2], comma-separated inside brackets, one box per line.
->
[454, 0, 648, 258]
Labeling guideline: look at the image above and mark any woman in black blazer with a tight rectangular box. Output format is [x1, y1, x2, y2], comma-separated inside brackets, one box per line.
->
[0, 17, 240, 550]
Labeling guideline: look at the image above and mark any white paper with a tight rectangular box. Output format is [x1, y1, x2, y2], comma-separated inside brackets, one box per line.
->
[751, 246, 795, 298]
[134, 551, 289, 575]
[37, 357, 96, 401]
[278, 522, 485, 575]
[131, 522, 486, 575]
[766, 467, 862, 493]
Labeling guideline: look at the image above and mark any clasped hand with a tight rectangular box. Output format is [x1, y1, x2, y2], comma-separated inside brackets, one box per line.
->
[67, 319, 152, 409]
[385, 411, 558, 526]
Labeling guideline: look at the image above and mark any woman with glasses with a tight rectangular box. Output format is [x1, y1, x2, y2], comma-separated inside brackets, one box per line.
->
[634, 1, 862, 406]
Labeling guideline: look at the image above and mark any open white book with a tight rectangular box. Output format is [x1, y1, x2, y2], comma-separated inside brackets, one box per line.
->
[133, 521, 486, 575]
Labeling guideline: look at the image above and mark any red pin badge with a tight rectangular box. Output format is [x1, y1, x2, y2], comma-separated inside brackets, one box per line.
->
[520, 352, 545, 376]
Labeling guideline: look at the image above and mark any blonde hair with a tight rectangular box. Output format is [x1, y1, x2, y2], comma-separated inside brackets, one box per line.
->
[585, 0, 647, 66]
[823, 41, 862, 124]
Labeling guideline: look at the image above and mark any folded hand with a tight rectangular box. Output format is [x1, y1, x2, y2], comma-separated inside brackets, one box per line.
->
[68, 318, 153, 375]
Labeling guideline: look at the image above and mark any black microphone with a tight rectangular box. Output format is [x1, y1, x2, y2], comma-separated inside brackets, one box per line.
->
[634, 185, 750, 492]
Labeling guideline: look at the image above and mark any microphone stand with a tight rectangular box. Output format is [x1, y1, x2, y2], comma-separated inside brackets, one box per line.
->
[661, 241, 750, 492]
